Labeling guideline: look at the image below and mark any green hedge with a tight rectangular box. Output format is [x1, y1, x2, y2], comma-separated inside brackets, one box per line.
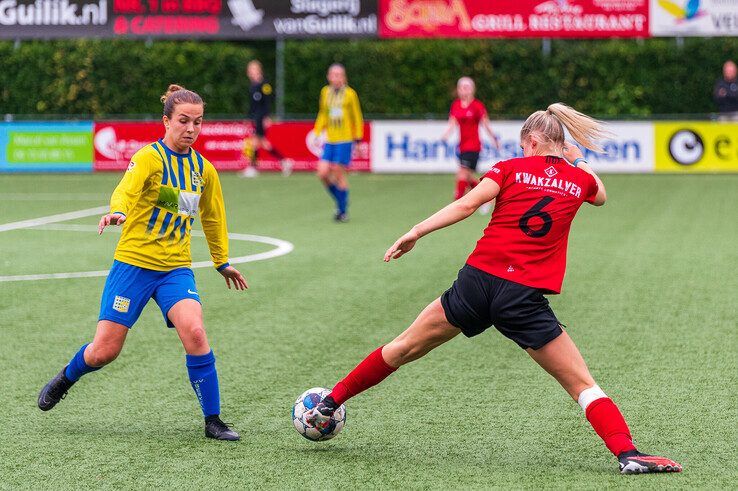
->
[0, 40, 274, 116]
[1, 38, 736, 117]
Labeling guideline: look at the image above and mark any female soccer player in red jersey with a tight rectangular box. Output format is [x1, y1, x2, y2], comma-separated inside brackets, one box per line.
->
[38, 85, 247, 441]
[441, 77, 500, 203]
[307, 103, 682, 475]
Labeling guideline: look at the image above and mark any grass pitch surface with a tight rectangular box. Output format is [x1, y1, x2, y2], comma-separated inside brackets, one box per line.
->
[1, 173, 736, 489]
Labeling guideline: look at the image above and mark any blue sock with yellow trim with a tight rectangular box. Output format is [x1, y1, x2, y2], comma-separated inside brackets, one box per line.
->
[65, 343, 101, 382]
[186, 350, 220, 418]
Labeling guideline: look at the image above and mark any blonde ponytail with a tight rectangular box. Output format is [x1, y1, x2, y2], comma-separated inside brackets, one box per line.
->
[545, 103, 609, 152]
[520, 103, 609, 153]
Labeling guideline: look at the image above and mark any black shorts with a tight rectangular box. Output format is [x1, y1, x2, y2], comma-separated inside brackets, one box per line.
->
[440, 264, 563, 350]
[458, 152, 480, 171]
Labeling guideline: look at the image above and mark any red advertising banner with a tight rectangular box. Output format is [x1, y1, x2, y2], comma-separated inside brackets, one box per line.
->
[93, 121, 371, 172]
[379, 0, 649, 38]
[253, 121, 372, 172]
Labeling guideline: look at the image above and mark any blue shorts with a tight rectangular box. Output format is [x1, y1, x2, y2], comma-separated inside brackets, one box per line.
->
[321, 142, 353, 166]
[99, 260, 201, 328]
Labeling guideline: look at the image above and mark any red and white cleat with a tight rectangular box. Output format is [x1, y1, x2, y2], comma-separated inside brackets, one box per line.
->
[618, 450, 683, 474]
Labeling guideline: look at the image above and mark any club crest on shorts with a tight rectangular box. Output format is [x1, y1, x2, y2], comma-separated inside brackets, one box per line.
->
[113, 295, 130, 313]
[545, 166, 558, 177]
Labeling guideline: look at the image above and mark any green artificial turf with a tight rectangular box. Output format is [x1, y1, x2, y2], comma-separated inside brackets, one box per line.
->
[1, 173, 735, 489]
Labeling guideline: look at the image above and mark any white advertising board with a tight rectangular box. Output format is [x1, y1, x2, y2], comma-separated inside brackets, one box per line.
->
[371, 120, 654, 173]
[650, 0, 738, 37]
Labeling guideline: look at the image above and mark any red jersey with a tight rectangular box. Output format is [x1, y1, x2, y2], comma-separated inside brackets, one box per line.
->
[466, 156, 599, 294]
[450, 98, 487, 152]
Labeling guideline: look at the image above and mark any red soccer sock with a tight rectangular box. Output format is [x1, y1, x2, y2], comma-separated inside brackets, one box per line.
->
[585, 397, 637, 456]
[328, 346, 397, 405]
[454, 180, 468, 200]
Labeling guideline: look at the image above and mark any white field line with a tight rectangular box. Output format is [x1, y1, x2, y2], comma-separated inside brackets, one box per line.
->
[3, 193, 108, 201]
[0, 211, 293, 282]
[0, 206, 108, 233]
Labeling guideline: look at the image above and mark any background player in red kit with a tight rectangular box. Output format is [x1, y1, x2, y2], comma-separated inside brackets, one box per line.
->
[441, 77, 500, 204]
[307, 103, 682, 475]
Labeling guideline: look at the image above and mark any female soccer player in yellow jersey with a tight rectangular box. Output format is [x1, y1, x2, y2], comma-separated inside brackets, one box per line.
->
[38, 85, 247, 441]
[313, 63, 363, 222]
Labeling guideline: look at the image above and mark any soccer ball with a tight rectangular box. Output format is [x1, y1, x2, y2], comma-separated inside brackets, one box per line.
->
[292, 387, 346, 441]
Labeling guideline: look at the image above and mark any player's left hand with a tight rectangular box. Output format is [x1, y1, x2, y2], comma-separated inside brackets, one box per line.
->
[384, 230, 420, 262]
[562, 142, 584, 164]
[219, 266, 248, 290]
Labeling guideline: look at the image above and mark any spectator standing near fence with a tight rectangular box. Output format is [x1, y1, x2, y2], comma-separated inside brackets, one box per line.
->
[240, 60, 292, 178]
[714, 60, 738, 121]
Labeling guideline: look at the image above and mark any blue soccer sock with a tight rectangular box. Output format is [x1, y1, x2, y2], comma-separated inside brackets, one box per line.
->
[337, 188, 349, 215]
[64, 343, 101, 382]
[326, 183, 340, 206]
[185, 350, 221, 418]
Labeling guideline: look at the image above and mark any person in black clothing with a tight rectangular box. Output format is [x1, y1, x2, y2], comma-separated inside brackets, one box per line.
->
[240, 60, 291, 177]
[714, 60, 738, 121]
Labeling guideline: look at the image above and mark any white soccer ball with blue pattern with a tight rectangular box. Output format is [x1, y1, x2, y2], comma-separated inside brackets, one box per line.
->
[292, 387, 346, 441]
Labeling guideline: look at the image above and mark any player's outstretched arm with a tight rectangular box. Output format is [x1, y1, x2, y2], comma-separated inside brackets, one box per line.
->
[98, 213, 126, 235]
[218, 265, 248, 290]
[384, 179, 501, 262]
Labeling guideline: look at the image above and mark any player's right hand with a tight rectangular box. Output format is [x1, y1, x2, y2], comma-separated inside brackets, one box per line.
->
[384, 230, 420, 262]
[98, 213, 126, 235]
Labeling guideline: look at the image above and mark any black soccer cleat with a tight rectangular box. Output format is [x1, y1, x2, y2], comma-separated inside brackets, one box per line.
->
[38, 366, 75, 411]
[618, 450, 683, 474]
[205, 416, 240, 441]
[334, 212, 349, 223]
[304, 395, 339, 429]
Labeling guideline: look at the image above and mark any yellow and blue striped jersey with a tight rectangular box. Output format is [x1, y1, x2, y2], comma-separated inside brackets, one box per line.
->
[314, 85, 364, 144]
[109, 139, 229, 271]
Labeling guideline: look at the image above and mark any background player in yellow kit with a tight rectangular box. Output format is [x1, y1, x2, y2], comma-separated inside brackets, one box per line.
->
[313, 63, 363, 222]
[38, 84, 247, 441]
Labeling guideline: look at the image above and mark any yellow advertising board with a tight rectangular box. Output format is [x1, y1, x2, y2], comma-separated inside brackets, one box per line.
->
[655, 122, 738, 173]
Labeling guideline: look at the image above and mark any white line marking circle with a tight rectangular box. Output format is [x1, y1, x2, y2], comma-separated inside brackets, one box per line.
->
[0, 208, 294, 282]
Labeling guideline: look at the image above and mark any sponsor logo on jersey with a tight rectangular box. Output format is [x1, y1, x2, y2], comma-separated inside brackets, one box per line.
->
[544, 165, 557, 177]
[515, 172, 582, 198]
[113, 295, 130, 313]
[178, 191, 201, 218]
[157, 186, 179, 214]
[127, 161, 135, 171]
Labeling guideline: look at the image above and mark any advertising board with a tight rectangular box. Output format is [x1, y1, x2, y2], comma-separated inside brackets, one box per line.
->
[0, 121, 93, 172]
[371, 120, 654, 173]
[379, 0, 649, 38]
